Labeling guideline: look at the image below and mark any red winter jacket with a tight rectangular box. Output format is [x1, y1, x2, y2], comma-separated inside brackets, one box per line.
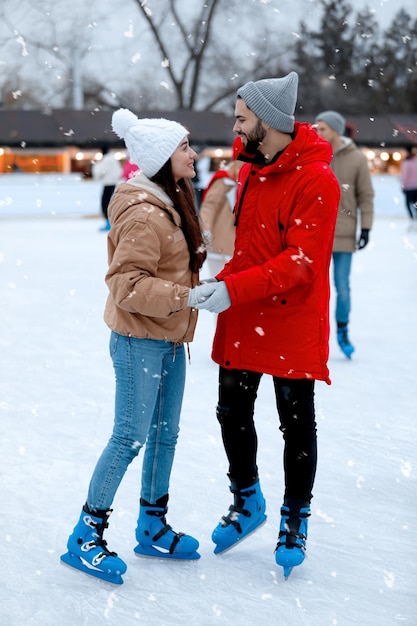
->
[212, 122, 340, 383]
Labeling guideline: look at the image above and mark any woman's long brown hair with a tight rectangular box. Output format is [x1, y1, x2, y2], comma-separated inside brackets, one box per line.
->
[151, 161, 207, 273]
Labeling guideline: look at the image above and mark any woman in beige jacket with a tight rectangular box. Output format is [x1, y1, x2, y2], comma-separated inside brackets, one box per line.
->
[61, 110, 217, 584]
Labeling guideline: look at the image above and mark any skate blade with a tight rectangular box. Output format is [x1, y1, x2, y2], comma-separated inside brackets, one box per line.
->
[133, 544, 200, 561]
[276, 547, 305, 579]
[339, 346, 354, 359]
[60, 552, 124, 585]
[213, 516, 267, 555]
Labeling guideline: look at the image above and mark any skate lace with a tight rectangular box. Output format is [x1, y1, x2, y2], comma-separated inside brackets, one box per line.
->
[337, 328, 351, 346]
[276, 509, 310, 551]
[145, 508, 185, 554]
[81, 516, 118, 559]
[220, 487, 256, 533]
[83, 514, 99, 529]
[79, 541, 108, 566]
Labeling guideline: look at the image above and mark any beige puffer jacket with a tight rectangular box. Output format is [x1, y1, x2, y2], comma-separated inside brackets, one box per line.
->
[331, 138, 374, 253]
[103, 172, 199, 343]
[199, 176, 236, 256]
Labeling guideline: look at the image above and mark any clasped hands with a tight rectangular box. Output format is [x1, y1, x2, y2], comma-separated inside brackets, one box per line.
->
[188, 281, 231, 313]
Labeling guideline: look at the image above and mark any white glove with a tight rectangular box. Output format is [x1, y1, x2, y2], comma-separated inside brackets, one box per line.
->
[193, 281, 231, 313]
[187, 283, 218, 308]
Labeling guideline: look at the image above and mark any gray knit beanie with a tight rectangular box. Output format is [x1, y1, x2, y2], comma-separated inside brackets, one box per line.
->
[315, 111, 346, 136]
[112, 109, 189, 178]
[237, 72, 299, 133]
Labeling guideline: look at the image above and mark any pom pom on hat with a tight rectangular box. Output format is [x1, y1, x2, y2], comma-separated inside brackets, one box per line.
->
[112, 109, 189, 178]
[237, 72, 299, 133]
[315, 111, 346, 136]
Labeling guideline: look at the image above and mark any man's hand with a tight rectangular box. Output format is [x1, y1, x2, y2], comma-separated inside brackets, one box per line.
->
[193, 281, 231, 314]
[188, 283, 218, 308]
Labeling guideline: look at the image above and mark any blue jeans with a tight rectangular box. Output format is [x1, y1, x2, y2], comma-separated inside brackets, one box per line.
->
[87, 332, 186, 510]
[332, 252, 352, 325]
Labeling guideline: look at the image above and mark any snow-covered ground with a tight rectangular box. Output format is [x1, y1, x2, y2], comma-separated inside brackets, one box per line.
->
[1, 175, 416, 625]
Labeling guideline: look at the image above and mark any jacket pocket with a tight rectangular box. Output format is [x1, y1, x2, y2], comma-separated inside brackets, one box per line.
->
[109, 330, 119, 357]
[273, 283, 313, 308]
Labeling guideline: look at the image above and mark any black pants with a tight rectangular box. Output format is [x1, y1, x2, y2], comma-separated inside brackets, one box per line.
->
[216, 367, 317, 504]
[101, 185, 116, 219]
[404, 189, 417, 219]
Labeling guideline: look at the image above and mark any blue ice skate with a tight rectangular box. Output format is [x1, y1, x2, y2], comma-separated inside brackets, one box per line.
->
[212, 480, 267, 554]
[337, 325, 355, 359]
[60, 504, 127, 585]
[134, 496, 200, 560]
[275, 505, 310, 578]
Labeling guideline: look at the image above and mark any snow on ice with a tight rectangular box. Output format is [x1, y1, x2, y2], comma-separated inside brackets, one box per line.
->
[0, 174, 416, 625]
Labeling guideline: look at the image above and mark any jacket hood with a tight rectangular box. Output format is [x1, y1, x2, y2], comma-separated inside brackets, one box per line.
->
[333, 136, 355, 155]
[236, 121, 333, 173]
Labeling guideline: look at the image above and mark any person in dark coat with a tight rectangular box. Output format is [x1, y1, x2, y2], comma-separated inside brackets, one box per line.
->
[92, 146, 123, 231]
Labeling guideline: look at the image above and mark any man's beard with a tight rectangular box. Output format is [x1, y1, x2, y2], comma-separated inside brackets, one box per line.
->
[244, 119, 266, 154]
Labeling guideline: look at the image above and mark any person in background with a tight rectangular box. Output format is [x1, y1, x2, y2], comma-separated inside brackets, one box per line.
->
[191, 166, 204, 209]
[92, 146, 123, 231]
[199, 137, 243, 276]
[189, 72, 340, 578]
[121, 154, 139, 181]
[315, 111, 374, 359]
[400, 145, 417, 220]
[61, 109, 216, 585]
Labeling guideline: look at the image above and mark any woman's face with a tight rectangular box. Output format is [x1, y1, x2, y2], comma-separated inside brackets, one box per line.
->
[171, 137, 197, 182]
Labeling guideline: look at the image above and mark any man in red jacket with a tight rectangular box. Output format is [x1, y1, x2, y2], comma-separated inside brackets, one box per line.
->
[190, 71, 340, 577]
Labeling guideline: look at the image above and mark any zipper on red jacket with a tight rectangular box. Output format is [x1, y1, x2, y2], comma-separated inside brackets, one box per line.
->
[234, 174, 250, 227]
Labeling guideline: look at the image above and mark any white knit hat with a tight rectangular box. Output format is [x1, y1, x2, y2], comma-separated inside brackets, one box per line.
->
[112, 109, 189, 178]
[237, 72, 299, 133]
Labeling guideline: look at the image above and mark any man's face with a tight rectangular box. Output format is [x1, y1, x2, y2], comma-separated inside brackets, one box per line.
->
[315, 120, 338, 144]
[233, 98, 266, 153]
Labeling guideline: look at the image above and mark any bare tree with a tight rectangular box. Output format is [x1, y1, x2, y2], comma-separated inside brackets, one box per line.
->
[0, 0, 148, 109]
[293, 1, 417, 114]
[5, 0, 414, 115]
[132, 0, 296, 112]
[377, 9, 417, 113]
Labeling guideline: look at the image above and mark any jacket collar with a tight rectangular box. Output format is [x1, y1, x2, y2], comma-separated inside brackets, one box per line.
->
[127, 170, 173, 207]
[334, 136, 353, 155]
[235, 132, 295, 167]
